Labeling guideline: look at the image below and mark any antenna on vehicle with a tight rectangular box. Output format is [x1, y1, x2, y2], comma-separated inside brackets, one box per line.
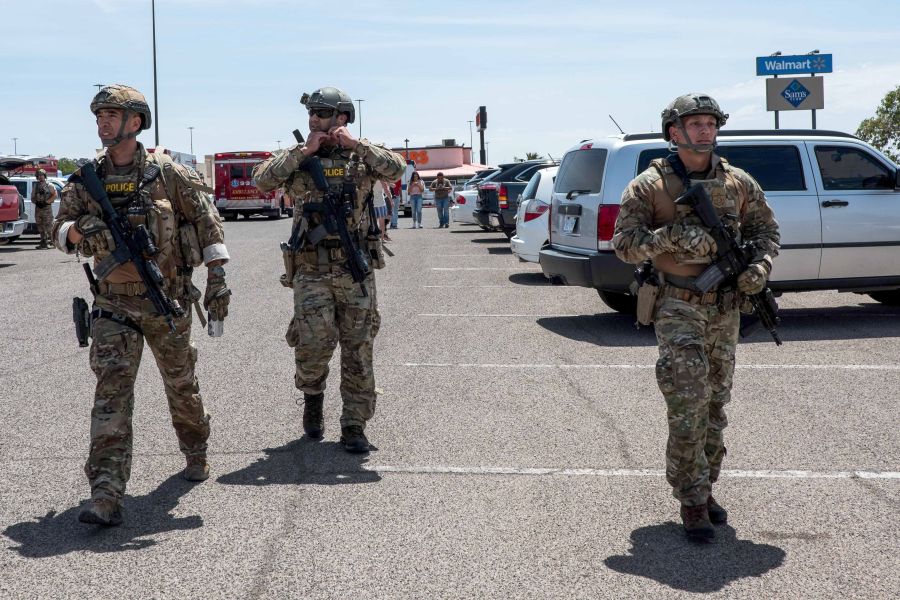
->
[609, 115, 625, 135]
[547, 153, 555, 162]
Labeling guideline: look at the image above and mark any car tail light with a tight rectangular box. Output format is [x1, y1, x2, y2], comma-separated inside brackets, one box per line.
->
[456, 194, 466, 205]
[524, 201, 548, 222]
[498, 184, 508, 209]
[597, 205, 620, 241]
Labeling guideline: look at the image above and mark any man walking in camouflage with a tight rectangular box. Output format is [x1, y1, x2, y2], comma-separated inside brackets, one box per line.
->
[613, 93, 780, 542]
[53, 84, 231, 526]
[254, 86, 404, 453]
[32, 168, 57, 249]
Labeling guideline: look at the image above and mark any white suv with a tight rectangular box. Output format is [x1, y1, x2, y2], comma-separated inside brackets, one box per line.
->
[539, 130, 900, 312]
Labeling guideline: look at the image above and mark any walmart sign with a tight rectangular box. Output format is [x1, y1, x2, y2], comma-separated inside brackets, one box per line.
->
[756, 54, 833, 76]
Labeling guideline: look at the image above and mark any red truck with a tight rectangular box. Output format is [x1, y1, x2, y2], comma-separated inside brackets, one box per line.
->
[213, 151, 290, 220]
[0, 157, 28, 245]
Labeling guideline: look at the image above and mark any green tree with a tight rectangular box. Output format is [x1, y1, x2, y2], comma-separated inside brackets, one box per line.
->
[856, 85, 900, 163]
[58, 158, 80, 175]
[513, 152, 544, 162]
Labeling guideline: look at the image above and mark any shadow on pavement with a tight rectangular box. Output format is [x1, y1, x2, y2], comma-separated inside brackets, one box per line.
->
[3, 474, 202, 558]
[486, 246, 512, 255]
[217, 439, 382, 487]
[538, 314, 658, 347]
[464, 236, 507, 244]
[604, 522, 786, 593]
[509, 272, 550, 286]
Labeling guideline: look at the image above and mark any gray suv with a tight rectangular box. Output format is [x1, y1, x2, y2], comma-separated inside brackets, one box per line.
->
[539, 129, 900, 312]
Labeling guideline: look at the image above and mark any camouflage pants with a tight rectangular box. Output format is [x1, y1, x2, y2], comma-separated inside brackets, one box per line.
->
[654, 295, 739, 507]
[86, 292, 209, 501]
[286, 266, 380, 429]
[35, 206, 53, 243]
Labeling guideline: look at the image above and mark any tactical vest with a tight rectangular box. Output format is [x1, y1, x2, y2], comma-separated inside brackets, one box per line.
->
[96, 156, 177, 276]
[652, 157, 745, 242]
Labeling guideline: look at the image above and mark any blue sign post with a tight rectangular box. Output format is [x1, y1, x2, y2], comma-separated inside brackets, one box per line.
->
[756, 54, 833, 76]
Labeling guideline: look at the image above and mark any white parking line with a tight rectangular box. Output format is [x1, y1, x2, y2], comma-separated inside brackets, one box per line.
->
[365, 465, 900, 480]
[419, 313, 578, 317]
[402, 362, 900, 370]
[423, 285, 527, 289]
[431, 267, 542, 271]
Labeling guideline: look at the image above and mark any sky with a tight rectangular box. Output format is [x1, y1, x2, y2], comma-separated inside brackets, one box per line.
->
[2, 0, 899, 165]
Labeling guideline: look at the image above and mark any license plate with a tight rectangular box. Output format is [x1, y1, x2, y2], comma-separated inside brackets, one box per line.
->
[562, 215, 578, 234]
[489, 215, 500, 227]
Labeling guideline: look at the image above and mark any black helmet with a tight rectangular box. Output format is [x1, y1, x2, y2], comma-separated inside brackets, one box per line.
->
[301, 86, 355, 123]
[661, 93, 728, 141]
[90, 84, 152, 131]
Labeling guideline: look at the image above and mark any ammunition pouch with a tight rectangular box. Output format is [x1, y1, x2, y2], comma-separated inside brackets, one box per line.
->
[635, 280, 659, 326]
[177, 222, 204, 267]
[281, 246, 296, 288]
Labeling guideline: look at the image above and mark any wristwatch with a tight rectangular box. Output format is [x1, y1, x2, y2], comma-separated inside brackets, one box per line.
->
[209, 266, 226, 278]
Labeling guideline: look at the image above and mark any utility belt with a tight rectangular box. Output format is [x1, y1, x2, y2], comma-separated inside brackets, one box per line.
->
[660, 274, 738, 309]
[90, 307, 143, 335]
[97, 273, 182, 298]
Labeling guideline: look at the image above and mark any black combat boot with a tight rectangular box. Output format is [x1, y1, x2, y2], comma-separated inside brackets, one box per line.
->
[183, 454, 210, 481]
[707, 495, 728, 525]
[680, 504, 715, 542]
[340, 425, 370, 454]
[303, 392, 324, 439]
[78, 496, 123, 527]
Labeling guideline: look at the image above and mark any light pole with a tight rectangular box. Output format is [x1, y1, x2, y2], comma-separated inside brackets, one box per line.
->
[151, 0, 160, 146]
[356, 99, 364, 138]
[276, 140, 281, 149]
[486, 141, 490, 164]
[188, 126, 194, 155]
[94, 83, 104, 92]
[12, 137, 18, 154]
[404, 138, 409, 160]
[467, 120, 474, 152]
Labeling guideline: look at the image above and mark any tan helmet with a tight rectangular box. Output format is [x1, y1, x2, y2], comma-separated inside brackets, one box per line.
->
[661, 93, 728, 141]
[36, 168, 47, 178]
[300, 86, 355, 123]
[91, 84, 152, 146]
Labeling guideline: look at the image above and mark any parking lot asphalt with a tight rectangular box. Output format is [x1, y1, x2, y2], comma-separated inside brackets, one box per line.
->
[1, 213, 898, 599]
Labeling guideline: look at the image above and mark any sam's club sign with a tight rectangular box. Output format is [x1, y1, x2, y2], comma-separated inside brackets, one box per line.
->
[756, 54, 833, 76]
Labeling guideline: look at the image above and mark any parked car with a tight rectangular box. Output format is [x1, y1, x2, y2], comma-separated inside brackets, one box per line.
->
[9, 175, 64, 234]
[510, 166, 558, 262]
[462, 168, 500, 190]
[451, 189, 480, 224]
[0, 157, 29, 244]
[539, 129, 900, 313]
[474, 159, 558, 238]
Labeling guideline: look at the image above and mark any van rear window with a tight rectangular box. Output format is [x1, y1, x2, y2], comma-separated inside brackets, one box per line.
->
[637, 145, 806, 191]
[556, 149, 607, 194]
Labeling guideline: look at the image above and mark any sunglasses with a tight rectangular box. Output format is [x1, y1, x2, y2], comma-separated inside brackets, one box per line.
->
[308, 108, 336, 118]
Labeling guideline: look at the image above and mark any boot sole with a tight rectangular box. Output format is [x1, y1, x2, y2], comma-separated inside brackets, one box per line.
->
[341, 441, 370, 454]
[685, 529, 716, 543]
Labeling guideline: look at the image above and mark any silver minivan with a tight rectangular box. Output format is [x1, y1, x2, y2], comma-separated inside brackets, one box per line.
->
[539, 130, 900, 312]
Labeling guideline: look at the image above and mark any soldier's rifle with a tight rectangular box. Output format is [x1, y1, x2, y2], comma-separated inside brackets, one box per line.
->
[675, 183, 782, 345]
[77, 162, 184, 332]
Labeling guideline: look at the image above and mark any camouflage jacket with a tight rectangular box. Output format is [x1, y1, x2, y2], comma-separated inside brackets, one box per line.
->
[52, 143, 228, 283]
[613, 155, 780, 278]
[253, 139, 405, 237]
[32, 181, 56, 208]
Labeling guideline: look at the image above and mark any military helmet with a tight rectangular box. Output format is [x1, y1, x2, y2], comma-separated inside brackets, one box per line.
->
[301, 86, 355, 123]
[90, 84, 152, 131]
[661, 93, 728, 141]
[36, 168, 47, 177]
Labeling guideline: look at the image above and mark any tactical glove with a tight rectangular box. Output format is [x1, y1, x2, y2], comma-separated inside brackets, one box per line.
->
[204, 272, 232, 320]
[75, 215, 113, 256]
[652, 224, 717, 259]
[737, 261, 770, 295]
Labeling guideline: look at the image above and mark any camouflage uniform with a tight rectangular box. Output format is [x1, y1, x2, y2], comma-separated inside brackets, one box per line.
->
[254, 139, 404, 431]
[613, 154, 779, 507]
[52, 143, 229, 503]
[32, 179, 56, 248]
